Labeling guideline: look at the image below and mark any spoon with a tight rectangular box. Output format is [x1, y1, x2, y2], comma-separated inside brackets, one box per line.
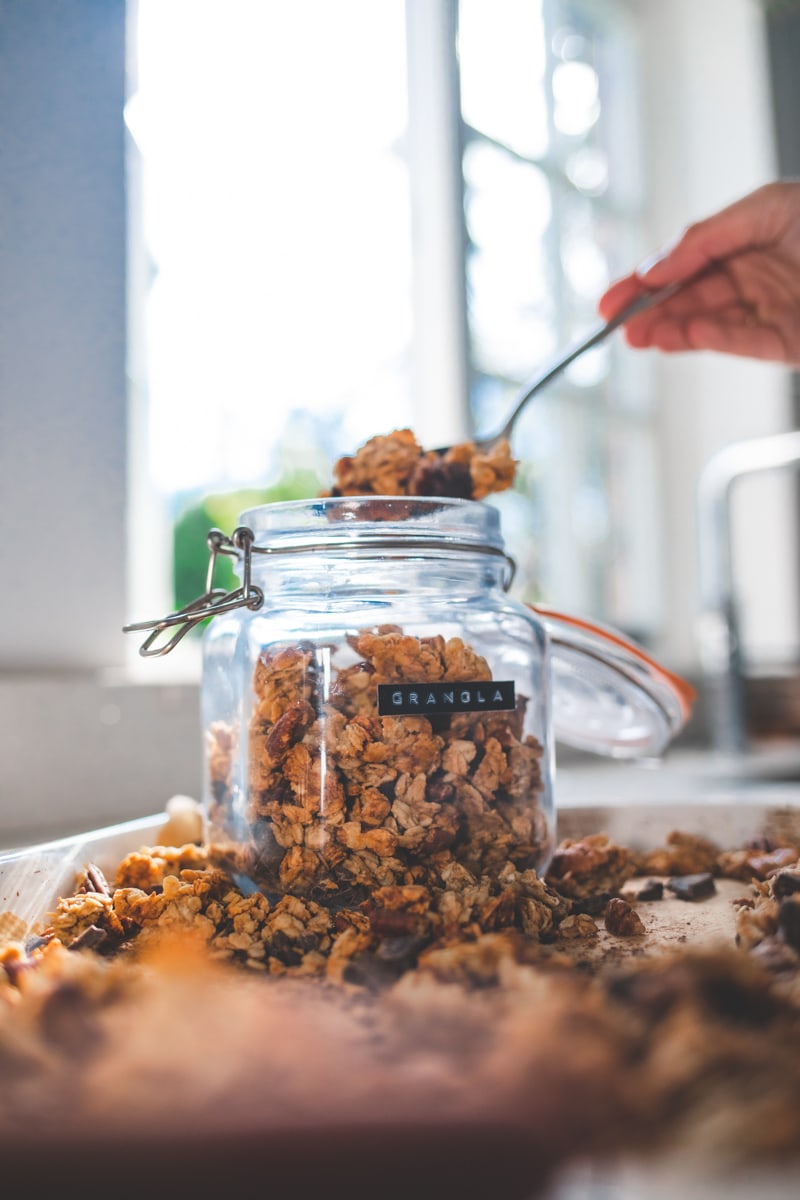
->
[434, 276, 694, 455]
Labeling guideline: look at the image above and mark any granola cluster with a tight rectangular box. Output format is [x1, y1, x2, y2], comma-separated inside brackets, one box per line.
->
[327, 428, 517, 501]
[2, 817, 800, 1192]
[206, 628, 552, 931]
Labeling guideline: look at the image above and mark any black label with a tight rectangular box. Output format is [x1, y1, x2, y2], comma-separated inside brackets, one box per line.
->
[377, 680, 516, 716]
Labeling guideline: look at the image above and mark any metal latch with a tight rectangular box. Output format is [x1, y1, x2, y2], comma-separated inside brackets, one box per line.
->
[123, 526, 263, 657]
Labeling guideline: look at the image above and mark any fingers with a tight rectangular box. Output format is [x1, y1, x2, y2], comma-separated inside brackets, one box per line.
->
[622, 269, 739, 345]
[599, 262, 738, 330]
[624, 309, 787, 362]
[597, 275, 643, 322]
[597, 183, 800, 363]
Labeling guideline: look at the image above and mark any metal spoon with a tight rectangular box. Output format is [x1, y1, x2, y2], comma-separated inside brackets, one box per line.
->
[435, 277, 693, 455]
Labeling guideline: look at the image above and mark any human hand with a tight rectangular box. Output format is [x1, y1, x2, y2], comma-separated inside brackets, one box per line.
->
[598, 181, 800, 366]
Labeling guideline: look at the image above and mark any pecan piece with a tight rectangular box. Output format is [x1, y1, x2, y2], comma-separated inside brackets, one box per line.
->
[604, 898, 645, 937]
[264, 699, 316, 763]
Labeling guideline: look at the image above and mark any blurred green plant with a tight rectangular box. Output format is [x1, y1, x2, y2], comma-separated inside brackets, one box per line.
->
[172, 467, 323, 626]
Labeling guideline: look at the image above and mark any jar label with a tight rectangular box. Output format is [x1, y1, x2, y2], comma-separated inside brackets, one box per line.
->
[377, 680, 516, 716]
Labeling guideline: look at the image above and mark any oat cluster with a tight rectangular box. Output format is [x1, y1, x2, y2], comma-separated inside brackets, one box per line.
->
[206, 628, 552, 934]
[327, 428, 517, 501]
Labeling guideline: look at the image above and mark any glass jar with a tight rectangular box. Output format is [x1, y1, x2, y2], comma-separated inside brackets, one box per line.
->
[201, 496, 555, 904]
[126, 495, 693, 906]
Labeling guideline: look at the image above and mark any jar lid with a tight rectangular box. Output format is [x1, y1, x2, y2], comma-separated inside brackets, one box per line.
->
[531, 605, 696, 759]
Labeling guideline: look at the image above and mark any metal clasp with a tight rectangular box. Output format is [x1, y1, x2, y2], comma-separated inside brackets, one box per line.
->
[123, 526, 264, 657]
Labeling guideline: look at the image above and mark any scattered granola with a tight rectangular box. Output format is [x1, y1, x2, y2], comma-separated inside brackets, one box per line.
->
[633, 829, 719, 877]
[1, 820, 800, 1193]
[545, 832, 634, 899]
[326, 428, 517, 501]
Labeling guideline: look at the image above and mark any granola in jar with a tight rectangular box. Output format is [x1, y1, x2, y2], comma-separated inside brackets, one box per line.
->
[207, 625, 552, 908]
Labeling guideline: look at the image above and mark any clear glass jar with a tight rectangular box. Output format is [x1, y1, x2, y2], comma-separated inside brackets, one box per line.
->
[126, 493, 692, 905]
[201, 496, 556, 903]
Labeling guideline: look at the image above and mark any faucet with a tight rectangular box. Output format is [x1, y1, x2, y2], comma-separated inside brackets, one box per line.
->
[696, 429, 800, 754]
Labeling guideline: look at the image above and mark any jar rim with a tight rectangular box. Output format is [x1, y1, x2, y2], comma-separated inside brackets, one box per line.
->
[238, 495, 508, 555]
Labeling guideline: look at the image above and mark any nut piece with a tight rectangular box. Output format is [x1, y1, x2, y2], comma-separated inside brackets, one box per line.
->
[604, 897, 645, 938]
[546, 834, 633, 899]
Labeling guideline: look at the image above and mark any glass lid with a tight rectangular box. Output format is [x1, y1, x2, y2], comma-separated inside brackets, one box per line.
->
[531, 606, 696, 759]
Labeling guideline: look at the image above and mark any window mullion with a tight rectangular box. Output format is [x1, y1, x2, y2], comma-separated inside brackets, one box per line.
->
[404, 0, 472, 445]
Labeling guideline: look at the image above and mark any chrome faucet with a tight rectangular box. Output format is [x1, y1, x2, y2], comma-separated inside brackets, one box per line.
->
[696, 429, 800, 754]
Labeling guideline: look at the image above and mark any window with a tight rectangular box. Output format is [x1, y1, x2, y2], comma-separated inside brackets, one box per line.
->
[127, 0, 657, 663]
[457, 0, 657, 636]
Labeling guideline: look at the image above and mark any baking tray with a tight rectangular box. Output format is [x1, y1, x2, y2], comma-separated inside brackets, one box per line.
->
[1, 798, 799, 1200]
[0, 812, 167, 947]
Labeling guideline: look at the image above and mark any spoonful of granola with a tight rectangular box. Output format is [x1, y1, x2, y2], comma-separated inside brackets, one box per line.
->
[328, 278, 701, 503]
[327, 428, 517, 502]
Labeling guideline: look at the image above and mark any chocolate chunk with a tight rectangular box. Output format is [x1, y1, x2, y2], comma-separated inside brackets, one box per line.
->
[773, 869, 800, 899]
[68, 925, 109, 952]
[666, 873, 716, 901]
[629, 878, 664, 902]
[778, 898, 800, 951]
[24, 932, 54, 954]
[409, 456, 474, 499]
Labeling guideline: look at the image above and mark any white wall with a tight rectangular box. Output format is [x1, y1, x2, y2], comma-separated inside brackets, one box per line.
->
[0, 0, 202, 848]
[0, 0, 128, 671]
[637, 0, 797, 672]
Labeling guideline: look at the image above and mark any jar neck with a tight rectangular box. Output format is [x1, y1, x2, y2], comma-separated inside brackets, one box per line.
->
[248, 549, 511, 596]
[236, 496, 515, 595]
